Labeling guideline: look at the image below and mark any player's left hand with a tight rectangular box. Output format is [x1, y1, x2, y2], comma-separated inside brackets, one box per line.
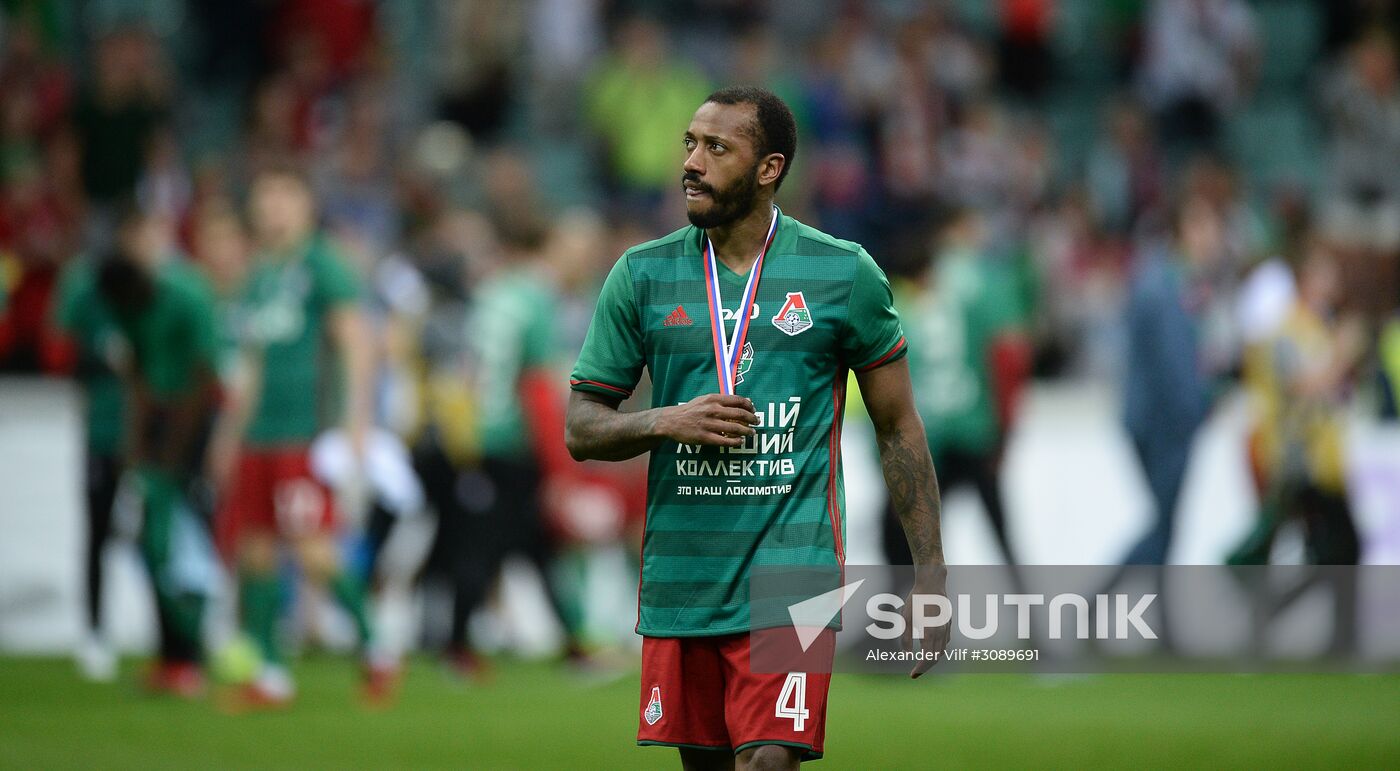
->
[902, 563, 951, 679]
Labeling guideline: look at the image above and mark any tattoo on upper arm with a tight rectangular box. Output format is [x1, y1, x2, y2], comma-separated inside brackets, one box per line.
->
[876, 425, 943, 564]
[567, 392, 660, 462]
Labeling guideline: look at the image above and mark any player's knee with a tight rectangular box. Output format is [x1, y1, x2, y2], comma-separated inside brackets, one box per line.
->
[735, 744, 801, 771]
[238, 533, 279, 574]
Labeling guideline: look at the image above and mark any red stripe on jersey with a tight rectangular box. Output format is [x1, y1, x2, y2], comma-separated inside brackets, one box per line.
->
[855, 336, 907, 373]
[569, 379, 633, 397]
[826, 373, 846, 563]
[634, 507, 648, 635]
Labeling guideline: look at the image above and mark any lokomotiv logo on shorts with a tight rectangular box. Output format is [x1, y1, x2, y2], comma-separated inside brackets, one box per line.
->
[644, 686, 664, 725]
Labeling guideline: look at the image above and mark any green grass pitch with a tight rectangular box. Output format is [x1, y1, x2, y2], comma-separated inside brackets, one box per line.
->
[1, 657, 1397, 769]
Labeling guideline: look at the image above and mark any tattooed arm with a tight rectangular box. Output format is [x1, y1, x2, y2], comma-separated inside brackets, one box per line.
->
[856, 358, 945, 567]
[855, 358, 949, 677]
[565, 390, 759, 462]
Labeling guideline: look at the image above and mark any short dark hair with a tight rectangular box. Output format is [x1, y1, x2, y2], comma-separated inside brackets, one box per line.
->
[97, 251, 153, 315]
[704, 86, 797, 191]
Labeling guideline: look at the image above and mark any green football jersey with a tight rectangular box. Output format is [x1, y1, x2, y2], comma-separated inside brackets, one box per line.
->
[110, 260, 220, 399]
[238, 234, 360, 447]
[470, 268, 556, 460]
[570, 212, 906, 636]
[53, 259, 125, 454]
[900, 250, 1024, 457]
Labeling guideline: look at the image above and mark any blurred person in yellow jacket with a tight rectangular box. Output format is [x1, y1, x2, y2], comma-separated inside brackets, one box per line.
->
[1230, 244, 1365, 567]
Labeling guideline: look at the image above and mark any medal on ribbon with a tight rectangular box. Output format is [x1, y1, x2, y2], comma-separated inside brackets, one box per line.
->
[703, 206, 779, 395]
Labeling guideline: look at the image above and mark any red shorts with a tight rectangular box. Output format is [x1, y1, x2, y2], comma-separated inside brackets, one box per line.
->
[638, 630, 834, 761]
[217, 448, 338, 553]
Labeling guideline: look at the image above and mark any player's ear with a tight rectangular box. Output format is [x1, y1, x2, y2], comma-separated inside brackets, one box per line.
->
[758, 153, 785, 187]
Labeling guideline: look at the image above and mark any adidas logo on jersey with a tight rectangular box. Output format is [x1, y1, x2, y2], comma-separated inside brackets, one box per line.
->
[663, 305, 693, 327]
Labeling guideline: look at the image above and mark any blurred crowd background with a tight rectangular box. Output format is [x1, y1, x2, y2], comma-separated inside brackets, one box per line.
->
[0, 0, 1397, 676]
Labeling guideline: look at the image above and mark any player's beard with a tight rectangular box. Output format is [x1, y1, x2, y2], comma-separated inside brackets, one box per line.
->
[684, 164, 760, 230]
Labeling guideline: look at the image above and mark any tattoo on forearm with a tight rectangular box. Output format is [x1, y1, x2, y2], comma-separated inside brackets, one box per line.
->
[567, 397, 663, 461]
[877, 424, 943, 565]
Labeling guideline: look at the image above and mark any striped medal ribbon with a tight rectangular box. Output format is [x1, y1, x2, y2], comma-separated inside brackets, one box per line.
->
[703, 205, 779, 394]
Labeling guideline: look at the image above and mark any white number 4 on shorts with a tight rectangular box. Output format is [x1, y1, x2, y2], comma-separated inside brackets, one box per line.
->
[775, 672, 809, 732]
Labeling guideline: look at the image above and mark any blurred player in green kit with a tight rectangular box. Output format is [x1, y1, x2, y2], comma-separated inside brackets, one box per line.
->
[50, 242, 128, 683]
[94, 206, 222, 696]
[886, 209, 1029, 568]
[208, 165, 394, 708]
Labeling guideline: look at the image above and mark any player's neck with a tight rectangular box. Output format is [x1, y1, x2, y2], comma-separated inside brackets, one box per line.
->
[706, 200, 776, 273]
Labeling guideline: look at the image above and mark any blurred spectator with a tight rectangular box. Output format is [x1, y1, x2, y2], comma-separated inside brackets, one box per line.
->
[1228, 243, 1365, 654]
[1137, 0, 1258, 155]
[997, 0, 1056, 101]
[409, 205, 497, 665]
[1120, 195, 1231, 567]
[1230, 243, 1365, 567]
[584, 15, 709, 218]
[240, 74, 304, 187]
[1181, 154, 1267, 284]
[527, 0, 605, 134]
[271, 0, 378, 84]
[1321, 0, 1400, 58]
[73, 28, 171, 241]
[187, 0, 274, 92]
[0, 17, 71, 143]
[798, 21, 882, 244]
[1319, 29, 1400, 242]
[314, 82, 401, 260]
[436, 0, 526, 144]
[1086, 99, 1165, 236]
[1027, 189, 1130, 378]
[0, 151, 77, 371]
[876, 19, 948, 212]
[1319, 29, 1400, 320]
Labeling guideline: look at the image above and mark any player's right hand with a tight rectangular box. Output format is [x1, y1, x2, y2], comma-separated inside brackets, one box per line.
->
[658, 394, 760, 447]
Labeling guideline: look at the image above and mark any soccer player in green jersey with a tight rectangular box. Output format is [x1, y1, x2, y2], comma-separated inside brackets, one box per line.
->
[51, 254, 127, 682]
[566, 87, 949, 769]
[888, 209, 1026, 568]
[210, 165, 393, 708]
[95, 207, 222, 697]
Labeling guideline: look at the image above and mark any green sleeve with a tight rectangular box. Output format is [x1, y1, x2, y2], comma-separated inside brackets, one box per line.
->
[843, 250, 908, 372]
[569, 256, 644, 399]
[313, 242, 361, 308]
[187, 279, 221, 374]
